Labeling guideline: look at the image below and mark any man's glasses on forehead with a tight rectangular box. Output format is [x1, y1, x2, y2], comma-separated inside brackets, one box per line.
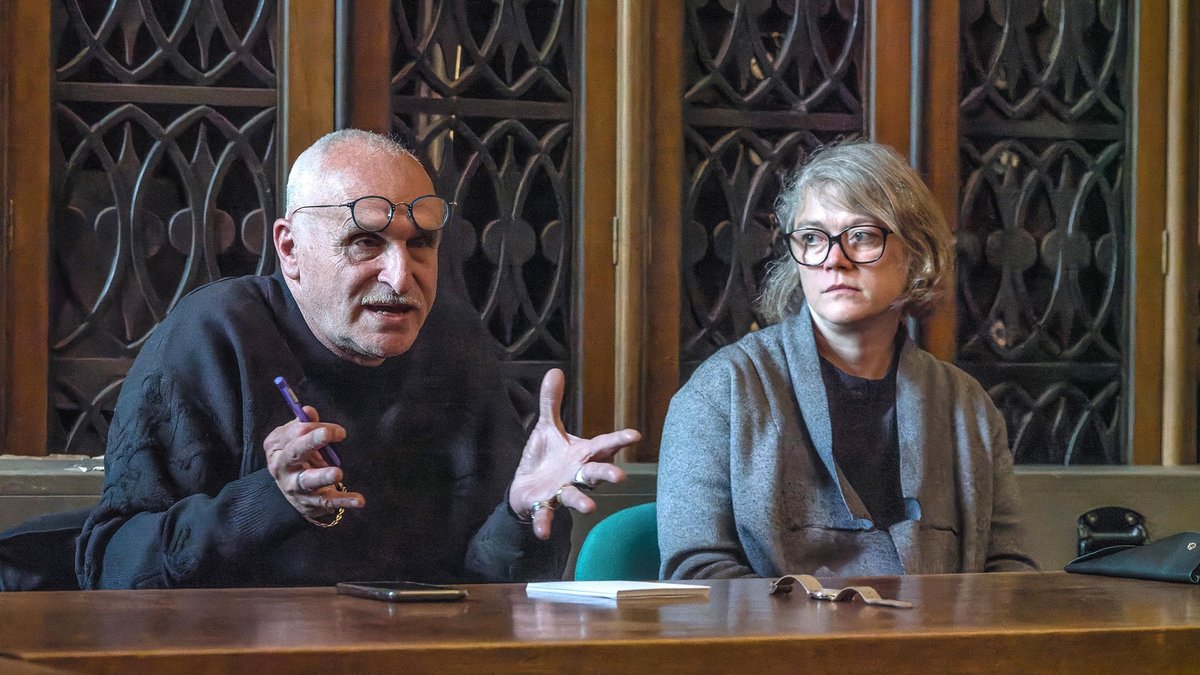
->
[288, 195, 453, 234]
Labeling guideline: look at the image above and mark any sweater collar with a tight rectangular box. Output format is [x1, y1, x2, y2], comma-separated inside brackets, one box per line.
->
[780, 304, 925, 506]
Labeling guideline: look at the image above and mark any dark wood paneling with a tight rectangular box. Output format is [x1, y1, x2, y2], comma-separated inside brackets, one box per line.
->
[49, 0, 283, 456]
[387, 0, 589, 433]
[956, 0, 1134, 464]
[678, 0, 868, 380]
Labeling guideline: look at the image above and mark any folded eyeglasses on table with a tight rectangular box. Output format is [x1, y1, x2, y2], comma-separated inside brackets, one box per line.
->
[769, 574, 914, 609]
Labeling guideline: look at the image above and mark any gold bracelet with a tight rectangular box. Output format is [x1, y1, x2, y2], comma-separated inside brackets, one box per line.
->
[304, 482, 347, 528]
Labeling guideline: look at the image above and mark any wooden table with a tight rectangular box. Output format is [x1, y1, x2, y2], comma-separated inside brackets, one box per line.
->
[0, 572, 1196, 674]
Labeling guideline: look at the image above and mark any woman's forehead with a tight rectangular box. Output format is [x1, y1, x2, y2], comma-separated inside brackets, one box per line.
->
[796, 191, 869, 221]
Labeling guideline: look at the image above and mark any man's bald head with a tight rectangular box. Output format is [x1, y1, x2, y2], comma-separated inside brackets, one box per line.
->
[285, 129, 419, 213]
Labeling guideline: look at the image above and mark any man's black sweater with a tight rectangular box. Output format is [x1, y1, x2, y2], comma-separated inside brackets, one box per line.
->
[77, 272, 568, 589]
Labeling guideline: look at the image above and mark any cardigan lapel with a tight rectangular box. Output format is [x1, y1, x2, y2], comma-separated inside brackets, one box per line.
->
[895, 340, 928, 504]
[779, 306, 869, 524]
[782, 308, 837, 481]
[891, 338, 933, 572]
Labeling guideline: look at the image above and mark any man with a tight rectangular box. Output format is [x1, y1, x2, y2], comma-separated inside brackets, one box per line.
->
[76, 129, 638, 589]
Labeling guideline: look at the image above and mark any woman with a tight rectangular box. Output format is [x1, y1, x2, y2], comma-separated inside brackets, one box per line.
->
[658, 141, 1038, 579]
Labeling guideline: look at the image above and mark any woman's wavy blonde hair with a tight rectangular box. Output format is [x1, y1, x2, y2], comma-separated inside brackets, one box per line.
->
[757, 140, 953, 324]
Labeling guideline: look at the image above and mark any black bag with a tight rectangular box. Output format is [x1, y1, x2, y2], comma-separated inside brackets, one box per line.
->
[1064, 531, 1200, 584]
[0, 508, 91, 591]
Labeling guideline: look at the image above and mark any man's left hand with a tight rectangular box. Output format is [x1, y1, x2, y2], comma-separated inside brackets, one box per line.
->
[509, 368, 641, 539]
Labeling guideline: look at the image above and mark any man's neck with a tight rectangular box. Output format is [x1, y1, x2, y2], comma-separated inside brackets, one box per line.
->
[285, 278, 386, 368]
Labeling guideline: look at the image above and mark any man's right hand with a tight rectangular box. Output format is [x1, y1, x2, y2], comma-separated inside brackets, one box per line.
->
[263, 406, 365, 521]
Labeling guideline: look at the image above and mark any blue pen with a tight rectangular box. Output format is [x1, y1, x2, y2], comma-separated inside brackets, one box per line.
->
[274, 376, 342, 468]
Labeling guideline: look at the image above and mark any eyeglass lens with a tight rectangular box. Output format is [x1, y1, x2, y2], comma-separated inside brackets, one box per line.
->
[350, 195, 450, 233]
[408, 195, 449, 232]
[348, 197, 395, 232]
[790, 226, 887, 265]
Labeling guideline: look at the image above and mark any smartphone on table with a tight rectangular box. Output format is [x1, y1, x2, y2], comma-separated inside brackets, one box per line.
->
[336, 581, 468, 602]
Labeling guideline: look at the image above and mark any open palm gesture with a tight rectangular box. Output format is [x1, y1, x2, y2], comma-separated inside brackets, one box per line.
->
[508, 369, 641, 539]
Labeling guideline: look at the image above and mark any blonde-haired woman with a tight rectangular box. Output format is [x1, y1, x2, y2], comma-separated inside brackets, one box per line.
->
[658, 141, 1037, 579]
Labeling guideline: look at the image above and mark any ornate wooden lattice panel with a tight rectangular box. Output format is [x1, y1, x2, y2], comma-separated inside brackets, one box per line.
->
[957, 0, 1126, 464]
[50, 1, 279, 455]
[680, 0, 865, 379]
[390, 0, 577, 428]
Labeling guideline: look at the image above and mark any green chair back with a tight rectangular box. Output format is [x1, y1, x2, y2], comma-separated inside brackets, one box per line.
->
[574, 502, 660, 581]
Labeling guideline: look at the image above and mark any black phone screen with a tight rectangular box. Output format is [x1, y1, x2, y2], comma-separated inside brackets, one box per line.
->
[336, 581, 468, 602]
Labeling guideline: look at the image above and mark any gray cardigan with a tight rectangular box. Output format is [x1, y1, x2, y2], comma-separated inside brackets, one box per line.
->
[658, 308, 1038, 579]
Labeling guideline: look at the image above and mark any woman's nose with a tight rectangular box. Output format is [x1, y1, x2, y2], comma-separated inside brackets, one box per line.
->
[823, 235, 852, 268]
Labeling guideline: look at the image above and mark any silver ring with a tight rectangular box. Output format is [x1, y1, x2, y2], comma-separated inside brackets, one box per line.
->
[530, 499, 557, 514]
[571, 465, 595, 492]
[296, 469, 309, 492]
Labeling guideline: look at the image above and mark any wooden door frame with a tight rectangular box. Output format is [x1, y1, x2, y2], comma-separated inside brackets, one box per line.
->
[282, 0, 336, 171]
[2, 0, 51, 456]
[579, 1, 621, 440]
[626, 0, 683, 459]
[335, 0, 391, 135]
[1131, 1, 1168, 464]
[1161, 0, 1198, 464]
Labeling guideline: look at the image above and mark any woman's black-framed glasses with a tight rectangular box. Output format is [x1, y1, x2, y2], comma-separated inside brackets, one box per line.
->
[289, 195, 453, 233]
[784, 224, 892, 267]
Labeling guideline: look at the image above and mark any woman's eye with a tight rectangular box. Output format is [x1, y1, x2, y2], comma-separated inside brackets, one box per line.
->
[849, 229, 879, 244]
[798, 232, 824, 246]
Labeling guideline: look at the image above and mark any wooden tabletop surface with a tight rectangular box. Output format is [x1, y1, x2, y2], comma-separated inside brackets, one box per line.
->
[1, 572, 1197, 674]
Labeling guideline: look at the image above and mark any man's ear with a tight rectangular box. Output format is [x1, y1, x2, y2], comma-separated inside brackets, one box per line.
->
[274, 214, 304, 278]
[273, 218, 301, 280]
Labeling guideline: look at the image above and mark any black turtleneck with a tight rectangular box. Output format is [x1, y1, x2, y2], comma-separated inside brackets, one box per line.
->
[819, 334, 905, 530]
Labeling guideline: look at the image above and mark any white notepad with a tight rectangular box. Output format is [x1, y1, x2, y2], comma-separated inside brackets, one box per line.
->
[525, 580, 710, 601]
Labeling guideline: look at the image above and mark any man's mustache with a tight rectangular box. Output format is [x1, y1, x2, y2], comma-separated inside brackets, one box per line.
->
[359, 292, 423, 309]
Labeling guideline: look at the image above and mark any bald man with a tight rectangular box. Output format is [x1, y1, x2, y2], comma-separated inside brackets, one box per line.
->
[77, 130, 639, 589]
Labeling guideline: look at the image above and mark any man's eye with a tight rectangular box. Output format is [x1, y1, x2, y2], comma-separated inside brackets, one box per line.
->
[349, 235, 383, 249]
[409, 234, 438, 249]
